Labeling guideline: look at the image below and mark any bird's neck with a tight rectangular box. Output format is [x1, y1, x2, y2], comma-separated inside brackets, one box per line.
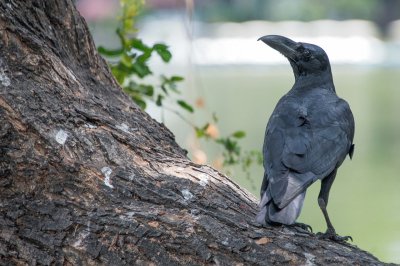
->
[293, 72, 336, 92]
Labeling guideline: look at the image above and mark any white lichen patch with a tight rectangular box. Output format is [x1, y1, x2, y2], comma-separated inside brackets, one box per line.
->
[72, 230, 90, 249]
[119, 211, 135, 221]
[281, 228, 296, 236]
[181, 189, 194, 201]
[55, 129, 68, 145]
[101, 166, 114, 188]
[221, 238, 229, 246]
[126, 211, 135, 218]
[84, 123, 97, 129]
[304, 253, 316, 266]
[198, 174, 209, 187]
[284, 242, 297, 250]
[116, 123, 130, 133]
[0, 68, 10, 87]
[190, 209, 200, 216]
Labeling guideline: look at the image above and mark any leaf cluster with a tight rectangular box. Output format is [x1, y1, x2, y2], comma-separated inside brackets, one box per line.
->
[98, 0, 262, 184]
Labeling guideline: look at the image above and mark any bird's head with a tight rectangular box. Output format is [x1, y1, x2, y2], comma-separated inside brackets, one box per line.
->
[259, 35, 332, 80]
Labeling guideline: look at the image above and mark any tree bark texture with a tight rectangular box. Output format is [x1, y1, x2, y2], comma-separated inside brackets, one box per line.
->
[0, 1, 391, 265]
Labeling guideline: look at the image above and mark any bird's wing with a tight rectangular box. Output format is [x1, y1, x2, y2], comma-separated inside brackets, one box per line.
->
[262, 94, 354, 209]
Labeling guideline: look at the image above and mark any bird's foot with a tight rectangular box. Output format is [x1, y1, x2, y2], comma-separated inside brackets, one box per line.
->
[317, 229, 353, 242]
[289, 222, 313, 233]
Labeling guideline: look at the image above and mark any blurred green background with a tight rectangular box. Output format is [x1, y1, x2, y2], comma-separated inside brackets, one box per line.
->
[77, 0, 400, 263]
[189, 67, 400, 263]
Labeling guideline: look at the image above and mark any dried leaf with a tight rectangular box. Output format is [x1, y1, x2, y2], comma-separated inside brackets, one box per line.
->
[195, 97, 205, 108]
[205, 123, 219, 139]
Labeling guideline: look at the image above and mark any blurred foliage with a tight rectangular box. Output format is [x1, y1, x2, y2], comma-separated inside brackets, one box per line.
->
[196, 0, 374, 21]
[120, 0, 144, 33]
[97, 0, 186, 111]
[98, 0, 262, 183]
[194, 0, 400, 34]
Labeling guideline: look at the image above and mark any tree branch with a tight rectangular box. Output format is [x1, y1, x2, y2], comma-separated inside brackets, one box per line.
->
[0, 1, 390, 265]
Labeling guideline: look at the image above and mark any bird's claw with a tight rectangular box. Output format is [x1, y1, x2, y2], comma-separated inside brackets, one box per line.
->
[291, 222, 313, 233]
[317, 231, 353, 242]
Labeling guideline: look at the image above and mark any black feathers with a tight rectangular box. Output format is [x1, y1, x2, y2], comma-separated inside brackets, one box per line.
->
[256, 36, 355, 241]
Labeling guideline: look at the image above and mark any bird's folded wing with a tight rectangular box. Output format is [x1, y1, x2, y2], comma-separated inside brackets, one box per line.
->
[264, 99, 354, 209]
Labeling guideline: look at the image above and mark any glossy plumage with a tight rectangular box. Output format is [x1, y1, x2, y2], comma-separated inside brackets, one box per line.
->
[256, 35, 354, 241]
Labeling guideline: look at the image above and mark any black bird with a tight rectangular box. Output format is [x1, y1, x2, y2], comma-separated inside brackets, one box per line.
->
[255, 35, 355, 241]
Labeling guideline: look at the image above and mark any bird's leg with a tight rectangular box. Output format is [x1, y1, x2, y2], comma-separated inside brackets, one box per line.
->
[317, 170, 352, 242]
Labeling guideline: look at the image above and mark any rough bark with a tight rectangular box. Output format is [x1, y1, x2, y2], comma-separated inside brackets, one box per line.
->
[0, 1, 391, 265]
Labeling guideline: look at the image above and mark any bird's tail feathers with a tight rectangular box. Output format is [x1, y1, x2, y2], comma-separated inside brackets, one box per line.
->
[268, 191, 306, 225]
[275, 172, 314, 209]
[256, 185, 307, 225]
[256, 190, 271, 225]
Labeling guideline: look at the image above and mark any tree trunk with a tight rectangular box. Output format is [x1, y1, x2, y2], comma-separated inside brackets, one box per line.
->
[0, 1, 390, 265]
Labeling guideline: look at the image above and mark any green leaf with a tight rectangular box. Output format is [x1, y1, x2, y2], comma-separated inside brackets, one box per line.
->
[111, 66, 125, 84]
[130, 38, 151, 52]
[116, 28, 126, 48]
[131, 95, 146, 110]
[170, 76, 184, 82]
[98, 46, 124, 57]
[232, 131, 246, 139]
[120, 0, 143, 30]
[131, 62, 152, 78]
[195, 123, 210, 138]
[135, 84, 154, 96]
[153, 43, 172, 62]
[195, 127, 205, 138]
[143, 85, 154, 96]
[137, 51, 152, 63]
[225, 138, 237, 151]
[161, 75, 182, 94]
[217, 137, 240, 154]
[160, 84, 168, 95]
[177, 100, 194, 113]
[156, 94, 164, 106]
[121, 54, 133, 67]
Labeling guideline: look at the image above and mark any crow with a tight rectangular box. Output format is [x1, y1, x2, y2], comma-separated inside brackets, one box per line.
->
[255, 35, 355, 241]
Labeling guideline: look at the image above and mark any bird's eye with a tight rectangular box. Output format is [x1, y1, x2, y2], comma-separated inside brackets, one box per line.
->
[303, 50, 311, 61]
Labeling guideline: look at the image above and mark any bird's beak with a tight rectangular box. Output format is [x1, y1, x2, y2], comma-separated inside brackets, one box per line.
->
[258, 35, 298, 61]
